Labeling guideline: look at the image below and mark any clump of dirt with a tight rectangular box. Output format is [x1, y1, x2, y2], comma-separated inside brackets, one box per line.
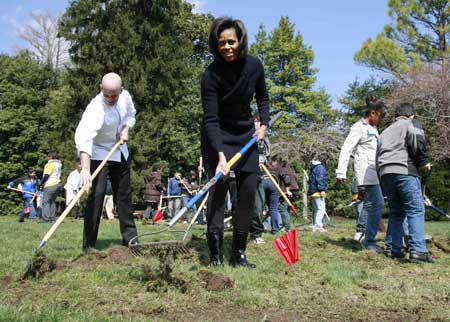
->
[358, 282, 384, 291]
[199, 270, 233, 291]
[22, 250, 56, 280]
[431, 239, 450, 254]
[131, 251, 189, 293]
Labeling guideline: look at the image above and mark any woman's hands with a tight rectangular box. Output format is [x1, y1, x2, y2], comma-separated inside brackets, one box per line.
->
[253, 124, 267, 142]
[216, 152, 229, 176]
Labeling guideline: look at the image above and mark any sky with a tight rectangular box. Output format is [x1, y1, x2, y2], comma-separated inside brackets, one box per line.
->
[0, 0, 391, 107]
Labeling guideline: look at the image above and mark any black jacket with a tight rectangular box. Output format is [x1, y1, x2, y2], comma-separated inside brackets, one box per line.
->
[200, 55, 270, 173]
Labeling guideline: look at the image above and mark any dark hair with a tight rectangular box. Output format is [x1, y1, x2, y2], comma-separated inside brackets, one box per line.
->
[27, 167, 35, 174]
[317, 153, 328, 165]
[208, 17, 248, 61]
[395, 103, 415, 118]
[152, 164, 162, 172]
[47, 150, 59, 159]
[364, 95, 386, 117]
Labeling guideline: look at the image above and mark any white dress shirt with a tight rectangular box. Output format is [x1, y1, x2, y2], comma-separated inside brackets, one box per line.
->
[336, 119, 379, 186]
[75, 89, 136, 162]
[64, 169, 80, 205]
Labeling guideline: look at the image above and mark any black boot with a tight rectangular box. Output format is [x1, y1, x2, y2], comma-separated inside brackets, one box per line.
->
[207, 232, 224, 267]
[230, 232, 256, 269]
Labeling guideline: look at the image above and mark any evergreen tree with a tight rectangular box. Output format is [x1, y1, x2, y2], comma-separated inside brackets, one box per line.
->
[355, 0, 450, 78]
[250, 16, 336, 128]
[0, 52, 57, 214]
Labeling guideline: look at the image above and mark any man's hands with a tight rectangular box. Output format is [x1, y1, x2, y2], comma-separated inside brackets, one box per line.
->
[216, 152, 229, 176]
[79, 152, 92, 191]
[320, 191, 326, 198]
[336, 178, 346, 184]
[118, 126, 129, 144]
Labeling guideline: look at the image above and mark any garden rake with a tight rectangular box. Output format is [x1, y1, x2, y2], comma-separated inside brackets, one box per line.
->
[129, 192, 209, 256]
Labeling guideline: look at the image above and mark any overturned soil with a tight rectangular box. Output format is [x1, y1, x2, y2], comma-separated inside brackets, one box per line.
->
[22, 250, 57, 280]
[199, 270, 234, 291]
[131, 251, 189, 293]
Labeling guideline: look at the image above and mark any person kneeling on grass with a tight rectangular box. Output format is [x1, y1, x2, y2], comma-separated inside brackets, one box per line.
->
[376, 103, 433, 263]
[308, 154, 328, 233]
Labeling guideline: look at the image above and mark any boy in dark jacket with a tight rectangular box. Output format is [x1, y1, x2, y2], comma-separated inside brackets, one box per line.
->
[8, 167, 40, 222]
[308, 155, 328, 232]
[376, 103, 433, 263]
[143, 164, 165, 224]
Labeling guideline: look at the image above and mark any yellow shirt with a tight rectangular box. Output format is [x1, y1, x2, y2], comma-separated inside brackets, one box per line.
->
[43, 160, 62, 188]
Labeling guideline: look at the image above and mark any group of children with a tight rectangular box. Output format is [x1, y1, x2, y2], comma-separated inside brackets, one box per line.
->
[307, 97, 434, 263]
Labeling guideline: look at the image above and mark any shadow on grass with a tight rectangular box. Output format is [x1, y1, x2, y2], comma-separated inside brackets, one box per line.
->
[324, 237, 364, 252]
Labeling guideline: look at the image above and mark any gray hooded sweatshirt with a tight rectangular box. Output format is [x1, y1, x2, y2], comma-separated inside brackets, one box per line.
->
[376, 116, 429, 177]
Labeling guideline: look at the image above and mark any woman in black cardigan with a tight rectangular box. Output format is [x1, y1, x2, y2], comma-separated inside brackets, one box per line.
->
[201, 17, 270, 268]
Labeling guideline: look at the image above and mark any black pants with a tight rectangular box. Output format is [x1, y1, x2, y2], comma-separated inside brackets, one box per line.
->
[83, 155, 137, 248]
[206, 170, 258, 236]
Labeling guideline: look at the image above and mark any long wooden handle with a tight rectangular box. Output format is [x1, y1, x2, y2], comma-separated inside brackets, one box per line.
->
[260, 163, 298, 216]
[37, 141, 121, 250]
[6, 187, 37, 196]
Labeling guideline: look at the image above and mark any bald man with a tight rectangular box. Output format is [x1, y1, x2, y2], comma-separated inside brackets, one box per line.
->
[75, 72, 138, 254]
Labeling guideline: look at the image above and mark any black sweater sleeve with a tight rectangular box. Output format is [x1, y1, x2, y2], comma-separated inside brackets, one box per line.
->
[254, 59, 270, 126]
[201, 70, 223, 153]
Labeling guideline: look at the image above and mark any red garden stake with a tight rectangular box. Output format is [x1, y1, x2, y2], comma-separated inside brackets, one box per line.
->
[273, 229, 299, 266]
[153, 209, 164, 224]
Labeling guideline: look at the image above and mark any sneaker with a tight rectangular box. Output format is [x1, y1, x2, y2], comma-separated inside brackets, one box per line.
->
[312, 225, 326, 233]
[353, 232, 364, 242]
[183, 220, 188, 224]
[385, 249, 406, 259]
[409, 250, 434, 263]
[253, 237, 265, 244]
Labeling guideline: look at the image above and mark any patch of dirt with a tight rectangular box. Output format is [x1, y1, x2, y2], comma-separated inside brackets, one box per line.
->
[0, 275, 14, 288]
[164, 300, 305, 322]
[21, 250, 56, 280]
[67, 245, 134, 270]
[359, 282, 384, 291]
[199, 270, 233, 291]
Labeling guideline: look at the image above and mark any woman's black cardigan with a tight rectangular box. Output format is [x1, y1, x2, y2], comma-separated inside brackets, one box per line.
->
[200, 55, 270, 173]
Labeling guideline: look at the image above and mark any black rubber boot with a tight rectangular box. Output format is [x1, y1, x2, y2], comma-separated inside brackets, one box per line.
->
[207, 231, 224, 267]
[230, 232, 256, 269]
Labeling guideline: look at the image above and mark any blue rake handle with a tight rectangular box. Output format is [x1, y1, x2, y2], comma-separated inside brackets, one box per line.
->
[168, 111, 283, 227]
[429, 204, 450, 220]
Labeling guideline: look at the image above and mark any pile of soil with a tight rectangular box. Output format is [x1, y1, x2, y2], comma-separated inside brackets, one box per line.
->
[22, 250, 56, 280]
[199, 270, 233, 291]
[132, 250, 189, 293]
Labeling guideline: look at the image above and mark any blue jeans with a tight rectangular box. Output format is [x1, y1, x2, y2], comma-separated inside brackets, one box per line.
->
[19, 198, 37, 220]
[278, 200, 291, 231]
[354, 201, 365, 232]
[381, 175, 428, 253]
[360, 184, 384, 247]
[262, 178, 281, 234]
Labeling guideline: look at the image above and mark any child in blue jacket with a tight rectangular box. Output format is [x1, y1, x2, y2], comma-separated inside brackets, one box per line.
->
[308, 155, 328, 232]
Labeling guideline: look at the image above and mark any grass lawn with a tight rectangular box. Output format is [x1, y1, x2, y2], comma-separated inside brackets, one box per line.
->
[0, 215, 449, 322]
